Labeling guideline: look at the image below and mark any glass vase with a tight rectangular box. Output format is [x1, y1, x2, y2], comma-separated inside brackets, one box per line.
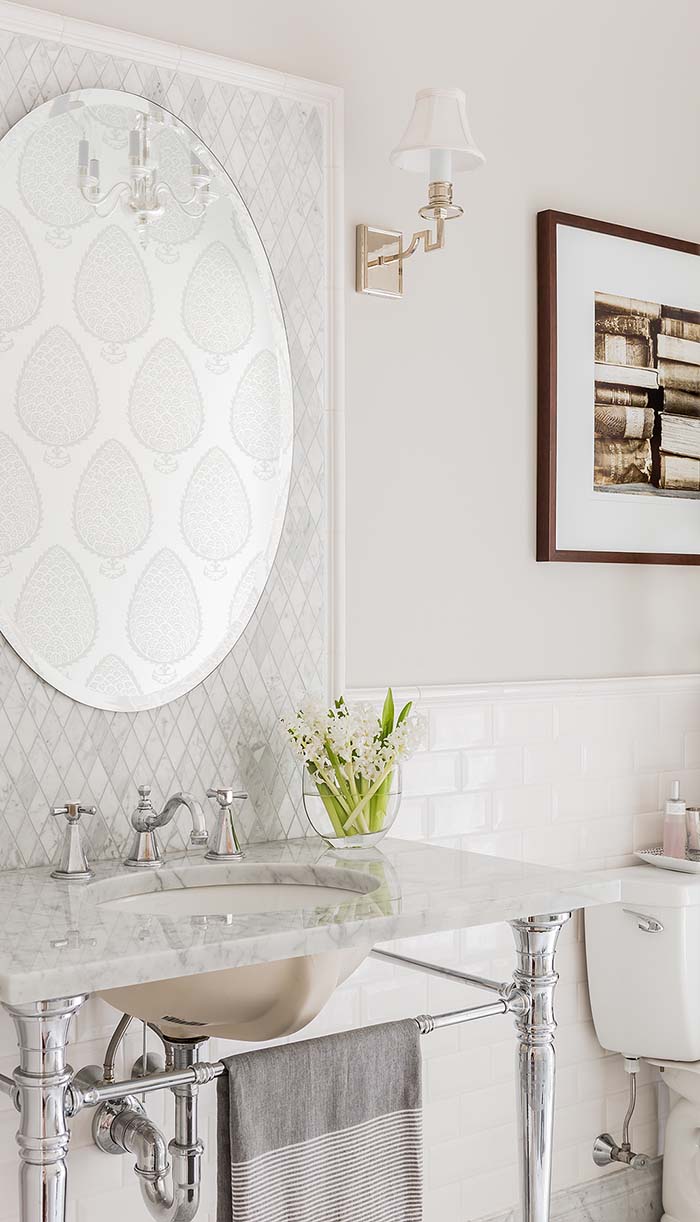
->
[302, 766, 401, 850]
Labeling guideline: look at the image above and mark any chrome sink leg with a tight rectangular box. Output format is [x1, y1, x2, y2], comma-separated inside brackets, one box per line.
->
[509, 913, 571, 1222]
[4, 995, 87, 1222]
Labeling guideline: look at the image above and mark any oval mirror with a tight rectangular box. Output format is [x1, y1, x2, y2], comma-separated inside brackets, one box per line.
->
[0, 89, 293, 712]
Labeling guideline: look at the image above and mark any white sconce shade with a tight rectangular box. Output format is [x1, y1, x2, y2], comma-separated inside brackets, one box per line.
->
[357, 85, 485, 297]
[390, 87, 485, 179]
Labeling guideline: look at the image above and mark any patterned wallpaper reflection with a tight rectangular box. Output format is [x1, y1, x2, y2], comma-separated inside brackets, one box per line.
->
[0, 30, 329, 869]
[0, 93, 294, 710]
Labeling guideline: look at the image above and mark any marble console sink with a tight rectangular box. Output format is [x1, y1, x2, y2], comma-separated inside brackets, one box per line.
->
[0, 838, 622, 1222]
[96, 863, 378, 1039]
[0, 838, 620, 1016]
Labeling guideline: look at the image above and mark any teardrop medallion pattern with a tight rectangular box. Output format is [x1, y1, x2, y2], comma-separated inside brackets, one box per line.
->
[182, 242, 253, 372]
[0, 207, 42, 350]
[231, 349, 284, 476]
[15, 546, 97, 667]
[87, 654, 142, 704]
[129, 339, 203, 471]
[0, 87, 301, 715]
[73, 440, 152, 576]
[16, 326, 99, 466]
[18, 112, 92, 245]
[128, 548, 202, 679]
[0, 433, 41, 572]
[74, 225, 153, 361]
[181, 447, 251, 579]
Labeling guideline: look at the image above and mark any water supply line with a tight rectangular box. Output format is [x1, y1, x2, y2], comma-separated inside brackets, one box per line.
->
[592, 1056, 650, 1171]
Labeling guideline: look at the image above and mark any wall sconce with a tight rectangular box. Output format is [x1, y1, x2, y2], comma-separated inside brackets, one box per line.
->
[356, 86, 484, 298]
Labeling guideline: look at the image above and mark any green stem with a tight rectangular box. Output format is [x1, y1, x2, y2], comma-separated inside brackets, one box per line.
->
[324, 741, 354, 805]
[311, 763, 352, 817]
[343, 765, 394, 833]
[315, 780, 345, 838]
[370, 768, 393, 832]
[344, 763, 371, 833]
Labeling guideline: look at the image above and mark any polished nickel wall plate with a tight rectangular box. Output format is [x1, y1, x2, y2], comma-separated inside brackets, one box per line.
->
[356, 225, 404, 298]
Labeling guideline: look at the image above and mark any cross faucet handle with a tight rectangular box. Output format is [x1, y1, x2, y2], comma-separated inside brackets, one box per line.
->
[205, 787, 246, 860]
[206, 787, 248, 807]
[51, 802, 97, 822]
[50, 801, 96, 881]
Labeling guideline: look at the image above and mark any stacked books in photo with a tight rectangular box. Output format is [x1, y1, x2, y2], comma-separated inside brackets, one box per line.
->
[657, 314, 700, 492]
[594, 294, 658, 489]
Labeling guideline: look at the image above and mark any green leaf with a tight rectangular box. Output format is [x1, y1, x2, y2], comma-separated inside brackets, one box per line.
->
[397, 700, 412, 726]
[381, 687, 395, 739]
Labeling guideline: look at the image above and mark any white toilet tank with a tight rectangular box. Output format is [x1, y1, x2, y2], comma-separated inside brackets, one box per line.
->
[585, 865, 700, 1061]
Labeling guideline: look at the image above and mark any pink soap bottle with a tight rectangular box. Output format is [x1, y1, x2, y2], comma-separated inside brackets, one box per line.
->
[663, 780, 686, 859]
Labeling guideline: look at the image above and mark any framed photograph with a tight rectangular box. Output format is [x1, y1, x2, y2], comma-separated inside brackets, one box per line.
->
[537, 210, 700, 564]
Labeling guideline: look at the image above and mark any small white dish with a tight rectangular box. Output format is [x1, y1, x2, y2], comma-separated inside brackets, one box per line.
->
[635, 847, 700, 875]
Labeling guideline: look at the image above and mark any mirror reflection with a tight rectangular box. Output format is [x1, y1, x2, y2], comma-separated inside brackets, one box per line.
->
[0, 88, 293, 712]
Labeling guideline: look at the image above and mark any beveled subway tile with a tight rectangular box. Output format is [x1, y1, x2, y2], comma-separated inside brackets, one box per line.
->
[582, 737, 635, 779]
[524, 738, 583, 784]
[402, 751, 461, 797]
[462, 747, 524, 790]
[551, 778, 609, 823]
[430, 791, 491, 838]
[492, 784, 551, 830]
[493, 701, 554, 744]
[429, 703, 492, 750]
[634, 729, 684, 773]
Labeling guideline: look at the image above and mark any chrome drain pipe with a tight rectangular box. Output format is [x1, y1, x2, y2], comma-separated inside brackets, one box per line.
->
[94, 1038, 206, 1222]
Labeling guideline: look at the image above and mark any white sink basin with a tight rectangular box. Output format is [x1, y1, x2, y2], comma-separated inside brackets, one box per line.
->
[97, 862, 380, 1042]
[100, 880, 369, 919]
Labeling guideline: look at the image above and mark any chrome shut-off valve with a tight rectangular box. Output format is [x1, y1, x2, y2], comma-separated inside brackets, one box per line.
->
[593, 1133, 649, 1171]
[593, 1057, 651, 1172]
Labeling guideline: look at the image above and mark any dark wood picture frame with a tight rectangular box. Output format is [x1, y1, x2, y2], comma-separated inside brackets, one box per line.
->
[537, 209, 700, 565]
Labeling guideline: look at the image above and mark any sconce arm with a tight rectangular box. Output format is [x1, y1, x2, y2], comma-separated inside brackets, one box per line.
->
[368, 216, 446, 269]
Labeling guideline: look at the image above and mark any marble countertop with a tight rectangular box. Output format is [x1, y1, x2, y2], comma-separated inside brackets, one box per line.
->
[0, 838, 620, 1005]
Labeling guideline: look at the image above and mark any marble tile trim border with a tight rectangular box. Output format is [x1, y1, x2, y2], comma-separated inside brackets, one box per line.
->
[479, 1158, 662, 1222]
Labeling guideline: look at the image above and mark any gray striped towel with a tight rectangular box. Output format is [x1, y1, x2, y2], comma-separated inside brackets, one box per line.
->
[217, 1019, 422, 1221]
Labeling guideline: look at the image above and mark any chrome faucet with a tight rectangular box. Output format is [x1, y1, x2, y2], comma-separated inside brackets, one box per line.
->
[124, 785, 209, 869]
[205, 787, 247, 860]
[51, 801, 97, 881]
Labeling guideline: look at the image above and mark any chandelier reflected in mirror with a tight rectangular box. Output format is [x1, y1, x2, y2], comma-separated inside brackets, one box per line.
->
[77, 112, 218, 245]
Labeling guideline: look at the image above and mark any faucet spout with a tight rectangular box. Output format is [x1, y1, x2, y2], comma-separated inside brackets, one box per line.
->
[158, 793, 208, 847]
[124, 786, 209, 868]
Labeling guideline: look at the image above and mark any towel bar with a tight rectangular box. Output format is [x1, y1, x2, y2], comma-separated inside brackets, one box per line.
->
[69, 993, 514, 1112]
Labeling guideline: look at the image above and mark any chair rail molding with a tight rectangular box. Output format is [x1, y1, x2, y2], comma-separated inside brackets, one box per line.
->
[347, 672, 700, 706]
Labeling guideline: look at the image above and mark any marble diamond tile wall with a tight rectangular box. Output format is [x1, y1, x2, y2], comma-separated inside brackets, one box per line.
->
[0, 28, 329, 870]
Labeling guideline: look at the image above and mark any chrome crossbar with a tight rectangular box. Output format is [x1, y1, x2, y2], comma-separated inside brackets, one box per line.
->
[70, 994, 512, 1112]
